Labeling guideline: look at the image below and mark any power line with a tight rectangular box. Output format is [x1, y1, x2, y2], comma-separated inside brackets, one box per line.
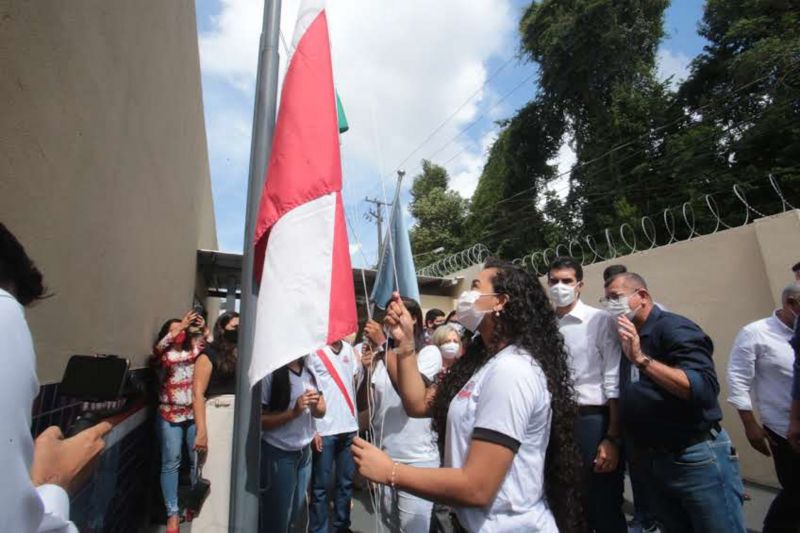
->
[485, 60, 800, 212]
[362, 58, 535, 201]
[473, 112, 800, 244]
[460, 60, 800, 234]
[391, 54, 519, 172]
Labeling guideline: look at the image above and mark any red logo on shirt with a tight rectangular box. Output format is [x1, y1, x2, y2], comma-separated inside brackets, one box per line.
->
[457, 381, 475, 399]
[342, 356, 350, 364]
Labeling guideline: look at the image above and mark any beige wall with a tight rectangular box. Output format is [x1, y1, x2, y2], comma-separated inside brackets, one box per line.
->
[578, 210, 799, 487]
[447, 210, 800, 486]
[0, 0, 217, 382]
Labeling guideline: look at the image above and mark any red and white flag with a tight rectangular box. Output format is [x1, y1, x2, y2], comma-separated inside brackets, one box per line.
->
[249, 0, 357, 386]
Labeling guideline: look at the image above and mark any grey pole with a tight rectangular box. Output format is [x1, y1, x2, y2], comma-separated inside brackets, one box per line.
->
[229, 0, 282, 530]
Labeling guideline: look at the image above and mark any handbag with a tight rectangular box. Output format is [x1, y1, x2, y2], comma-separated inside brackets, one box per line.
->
[180, 451, 211, 514]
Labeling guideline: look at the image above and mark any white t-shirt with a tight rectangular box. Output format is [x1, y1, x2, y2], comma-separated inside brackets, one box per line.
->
[260, 364, 319, 451]
[306, 342, 361, 437]
[371, 345, 442, 464]
[445, 345, 557, 533]
[0, 288, 76, 532]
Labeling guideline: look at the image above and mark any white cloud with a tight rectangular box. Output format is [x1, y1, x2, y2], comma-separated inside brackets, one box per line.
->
[657, 48, 691, 87]
[533, 134, 576, 209]
[198, 0, 518, 256]
[449, 129, 499, 199]
[199, 1, 514, 176]
[348, 242, 362, 256]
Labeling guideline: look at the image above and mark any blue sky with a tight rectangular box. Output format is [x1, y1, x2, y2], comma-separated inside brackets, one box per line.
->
[195, 0, 708, 267]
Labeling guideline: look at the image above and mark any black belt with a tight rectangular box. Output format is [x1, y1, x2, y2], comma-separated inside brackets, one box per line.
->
[641, 422, 722, 454]
[578, 405, 609, 415]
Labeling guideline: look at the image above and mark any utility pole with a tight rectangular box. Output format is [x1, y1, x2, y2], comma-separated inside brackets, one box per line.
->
[364, 196, 391, 253]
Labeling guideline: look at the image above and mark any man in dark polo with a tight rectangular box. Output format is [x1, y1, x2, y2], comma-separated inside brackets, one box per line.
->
[603, 272, 745, 533]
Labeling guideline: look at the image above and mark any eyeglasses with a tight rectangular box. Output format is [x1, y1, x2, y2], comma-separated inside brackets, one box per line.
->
[598, 291, 637, 306]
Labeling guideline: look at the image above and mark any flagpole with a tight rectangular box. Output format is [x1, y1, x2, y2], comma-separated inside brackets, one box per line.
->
[230, 0, 282, 530]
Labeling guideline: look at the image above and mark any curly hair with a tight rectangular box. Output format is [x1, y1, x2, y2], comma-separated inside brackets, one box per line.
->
[431, 258, 584, 532]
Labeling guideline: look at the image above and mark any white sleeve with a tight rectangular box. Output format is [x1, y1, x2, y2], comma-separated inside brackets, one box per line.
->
[727, 327, 756, 411]
[0, 298, 76, 533]
[473, 357, 543, 449]
[36, 485, 77, 532]
[417, 346, 443, 381]
[598, 312, 621, 400]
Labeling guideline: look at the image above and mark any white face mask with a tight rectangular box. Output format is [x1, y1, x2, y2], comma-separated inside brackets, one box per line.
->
[439, 341, 461, 360]
[549, 282, 577, 308]
[604, 295, 639, 320]
[455, 290, 495, 332]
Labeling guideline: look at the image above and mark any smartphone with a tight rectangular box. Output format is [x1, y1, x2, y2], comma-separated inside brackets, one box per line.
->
[60, 355, 130, 401]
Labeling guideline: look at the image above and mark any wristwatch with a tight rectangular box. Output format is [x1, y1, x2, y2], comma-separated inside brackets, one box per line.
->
[635, 354, 653, 371]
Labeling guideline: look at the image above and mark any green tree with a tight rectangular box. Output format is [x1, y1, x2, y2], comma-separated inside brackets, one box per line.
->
[520, 0, 675, 241]
[466, 100, 564, 258]
[408, 160, 470, 268]
[673, 0, 800, 216]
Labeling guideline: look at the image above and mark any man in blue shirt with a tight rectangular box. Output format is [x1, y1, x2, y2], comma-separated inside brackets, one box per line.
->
[789, 288, 800, 453]
[603, 272, 745, 533]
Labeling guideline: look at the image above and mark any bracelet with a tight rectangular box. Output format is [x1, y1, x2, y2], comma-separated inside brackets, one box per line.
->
[395, 344, 415, 357]
[389, 462, 399, 488]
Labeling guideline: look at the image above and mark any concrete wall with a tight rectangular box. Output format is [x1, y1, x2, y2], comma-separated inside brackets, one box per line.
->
[0, 0, 217, 382]
[446, 210, 800, 487]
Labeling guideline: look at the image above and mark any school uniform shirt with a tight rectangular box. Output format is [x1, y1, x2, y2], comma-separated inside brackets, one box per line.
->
[306, 342, 361, 437]
[727, 311, 795, 436]
[445, 344, 557, 532]
[260, 365, 319, 451]
[371, 345, 442, 464]
[557, 299, 620, 406]
[0, 288, 77, 532]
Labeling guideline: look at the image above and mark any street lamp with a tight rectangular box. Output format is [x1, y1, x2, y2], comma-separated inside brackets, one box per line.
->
[414, 246, 445, 259]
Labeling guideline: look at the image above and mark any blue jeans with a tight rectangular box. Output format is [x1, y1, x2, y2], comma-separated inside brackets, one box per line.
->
[310, 432, 356, 533]
[627, 448, 657, 529]
[157, 416, 196, 517]
[763, 426, 800, 532]
[639, 428, 745, 533]
[574, 409, 626, 532]
[260, 440, 313, 533]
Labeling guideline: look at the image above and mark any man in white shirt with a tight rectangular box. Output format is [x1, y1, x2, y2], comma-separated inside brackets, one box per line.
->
[549, 257, 626, 533]
[0, 223, 111, 532]
[306, 339, 362, 533]
[727, 282, 800, 532]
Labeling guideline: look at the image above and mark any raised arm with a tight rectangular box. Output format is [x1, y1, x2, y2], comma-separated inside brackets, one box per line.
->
[384, 294, 433, 417]
[618, 316, 699, 402]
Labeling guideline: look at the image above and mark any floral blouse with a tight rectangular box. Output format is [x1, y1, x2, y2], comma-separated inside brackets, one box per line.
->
[154, 330, 204, 423]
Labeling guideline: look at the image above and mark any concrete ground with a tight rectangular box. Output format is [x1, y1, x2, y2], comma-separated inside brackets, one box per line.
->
[149, 476, 777, 533]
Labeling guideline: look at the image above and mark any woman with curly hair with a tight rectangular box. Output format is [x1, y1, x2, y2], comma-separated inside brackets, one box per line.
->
[352, 259, 584, 532]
